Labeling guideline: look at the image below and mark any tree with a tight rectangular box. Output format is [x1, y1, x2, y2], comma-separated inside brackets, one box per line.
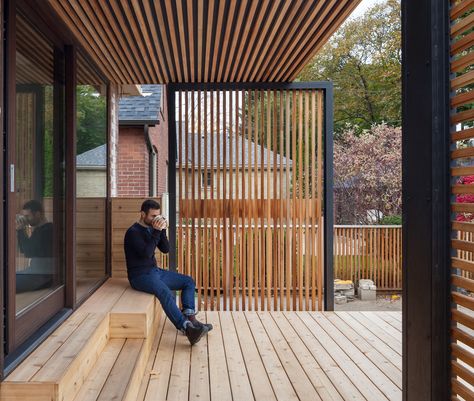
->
[76, 85, 107, 155]
[334, 123, 401, 224]
[298, 0, 401, 134]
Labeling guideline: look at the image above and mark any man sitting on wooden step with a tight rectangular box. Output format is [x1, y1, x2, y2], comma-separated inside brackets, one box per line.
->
[124, 199, 212, 345]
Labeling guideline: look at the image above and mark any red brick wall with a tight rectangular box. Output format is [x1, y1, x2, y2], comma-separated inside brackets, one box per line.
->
[149, 89, 169, 196]
[117, 127, 149, 196]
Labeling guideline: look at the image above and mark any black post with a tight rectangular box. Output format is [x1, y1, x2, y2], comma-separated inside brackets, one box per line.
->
[64, 45, 76, 308]
[402, 0, 450, 400]
[324, 85, 334, 311]
[167, 85, 177, 272]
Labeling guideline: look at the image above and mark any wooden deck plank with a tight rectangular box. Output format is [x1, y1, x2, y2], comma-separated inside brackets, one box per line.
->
[6, 312, 89, 382]
[135, 314, 166, 401]
[296, 312, 389, 401]
[269, 312, 343, 401]
[73, 339, 126, 401]
[361, 311, 403, 337]
[245, 312, 299, 401]
[312, 313, 401, 400]
[232, 312, 277, 401]
[166, 328, 192, 401]
[283, 312, 365, 401]
[347, 312, 402, 355]
[97, 339, 144, 401]
[144, 319, 178, 401]
[206, 311, 233, 401]
[189, 314, 210, 401]
[390, 312, 402, 323]
[325, 313, 402, 385]
[33, 313, 108, 382]
[219, 312, 254, 401]
[370, 311, 402, 332]
[257, 312, 322, 401]
[139, 312, 402, 401]
[76, 278, 129, 314]
[335, 312, 402, 367]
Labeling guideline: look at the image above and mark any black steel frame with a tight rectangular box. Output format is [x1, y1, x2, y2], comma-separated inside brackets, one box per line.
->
[402, 0, 451, 400]
[167, 81, 334, 311]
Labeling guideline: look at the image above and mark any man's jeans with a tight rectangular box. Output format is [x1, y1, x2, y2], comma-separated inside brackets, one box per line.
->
[129, 268, 196, 330]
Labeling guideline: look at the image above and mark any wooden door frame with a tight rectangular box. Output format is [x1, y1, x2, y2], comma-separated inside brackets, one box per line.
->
[167, 81, 335, 310]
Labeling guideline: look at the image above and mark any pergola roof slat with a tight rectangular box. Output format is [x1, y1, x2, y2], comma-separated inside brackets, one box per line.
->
[46, 0, 359, 83]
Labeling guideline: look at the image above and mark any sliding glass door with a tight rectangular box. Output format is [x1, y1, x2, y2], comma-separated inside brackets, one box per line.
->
[6, 11, 65, 352]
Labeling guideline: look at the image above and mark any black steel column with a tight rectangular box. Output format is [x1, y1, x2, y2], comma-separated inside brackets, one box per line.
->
[402, 0, 450, 400]
[324, 85, 334, 311]
[167, 85, 177, 272]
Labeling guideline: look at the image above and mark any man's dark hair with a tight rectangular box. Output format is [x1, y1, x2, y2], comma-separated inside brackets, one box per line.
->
[22, 199, 44, 214]
[141, 199, 161, 214]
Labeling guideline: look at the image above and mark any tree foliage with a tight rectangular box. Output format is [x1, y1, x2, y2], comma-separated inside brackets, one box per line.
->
[334, 123, 401, 224]
[298, 0, 401, 134]
[76, 85, 107, 155]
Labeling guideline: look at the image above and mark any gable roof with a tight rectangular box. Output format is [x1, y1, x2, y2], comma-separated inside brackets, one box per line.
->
[178, 131, 292, 169]
[76, 144, 106, 168]
[119, 84, 162, 124]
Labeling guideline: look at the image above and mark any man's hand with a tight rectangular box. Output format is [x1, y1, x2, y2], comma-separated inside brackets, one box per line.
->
[152, 215, 168, 231]
[16, 214, 27, 231]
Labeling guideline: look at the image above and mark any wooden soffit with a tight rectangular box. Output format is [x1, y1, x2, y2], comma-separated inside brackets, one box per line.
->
[46, 0, 361, 84]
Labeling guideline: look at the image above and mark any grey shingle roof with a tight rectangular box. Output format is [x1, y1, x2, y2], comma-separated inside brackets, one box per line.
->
[178, 131, 293, 169]
[119, 84, 162, 123]
[76, 144, 106, 167]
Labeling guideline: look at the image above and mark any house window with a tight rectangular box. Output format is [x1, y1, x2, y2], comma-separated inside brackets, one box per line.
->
[202, 171, 212, 187]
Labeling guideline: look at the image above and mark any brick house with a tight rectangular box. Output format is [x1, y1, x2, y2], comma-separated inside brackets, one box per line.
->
[117, 84, 168, 198]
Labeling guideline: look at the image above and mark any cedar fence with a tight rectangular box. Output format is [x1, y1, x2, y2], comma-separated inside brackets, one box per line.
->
[334, 225, 402, 291]
[111, 198, 403, 297]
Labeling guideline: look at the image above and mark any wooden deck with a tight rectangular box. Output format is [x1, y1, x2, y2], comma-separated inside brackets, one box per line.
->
[137, 311, 402, 401]
[0, 278, 402, 401]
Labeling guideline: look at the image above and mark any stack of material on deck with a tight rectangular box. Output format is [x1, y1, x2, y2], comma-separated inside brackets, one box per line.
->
[334, 279, 355, 304]
[358, 279, 377, 301]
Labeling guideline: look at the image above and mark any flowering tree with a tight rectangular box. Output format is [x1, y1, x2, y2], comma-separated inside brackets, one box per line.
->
[334, 123, 401, 224]
[456, 175, 474, 221]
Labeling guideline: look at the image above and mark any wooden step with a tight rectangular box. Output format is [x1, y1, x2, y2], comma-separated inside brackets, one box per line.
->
[73, 315, 163, 401]
[0, 312, 110, 401]
[0, 278, 162, 401]
[110, 287, 156, 339]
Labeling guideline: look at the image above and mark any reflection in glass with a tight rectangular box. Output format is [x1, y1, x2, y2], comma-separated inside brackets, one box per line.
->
[75, 53, 107, 302]
[15, 14, 65, 314]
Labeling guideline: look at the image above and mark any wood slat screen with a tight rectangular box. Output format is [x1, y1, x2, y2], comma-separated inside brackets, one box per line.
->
[334, 225, 402, 291]
[46, 0, 360, 84]
[450, 0, 474, 398]
[176, 89, 324, 311]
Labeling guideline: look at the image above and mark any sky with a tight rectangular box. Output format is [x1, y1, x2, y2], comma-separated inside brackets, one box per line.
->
[349, 0, 385, 20]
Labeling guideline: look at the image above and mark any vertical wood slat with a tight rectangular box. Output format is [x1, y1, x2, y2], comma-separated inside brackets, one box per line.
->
[210, 92, 215, 310]
[203, 91, 208, 310]
[216, 91, 221, 311]
[197, 90, 202, 310]
[178, 90, 183, 293]
[248, 90, 254, 311]
[266, 91, 272, 311]
[279, 92, 284, 311]
[291, 91, 297, 310]
[285, 92, 290, 311]
[260, 90, 265, 311]
[241, 90, 247, 311]
[222, 91, 227, 311]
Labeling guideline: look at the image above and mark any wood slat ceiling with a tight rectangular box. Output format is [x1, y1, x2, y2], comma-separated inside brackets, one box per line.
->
[46, 0, 361, 84]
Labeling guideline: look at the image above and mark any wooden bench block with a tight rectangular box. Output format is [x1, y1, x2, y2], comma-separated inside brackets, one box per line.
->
[109, 287, 157, 339]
